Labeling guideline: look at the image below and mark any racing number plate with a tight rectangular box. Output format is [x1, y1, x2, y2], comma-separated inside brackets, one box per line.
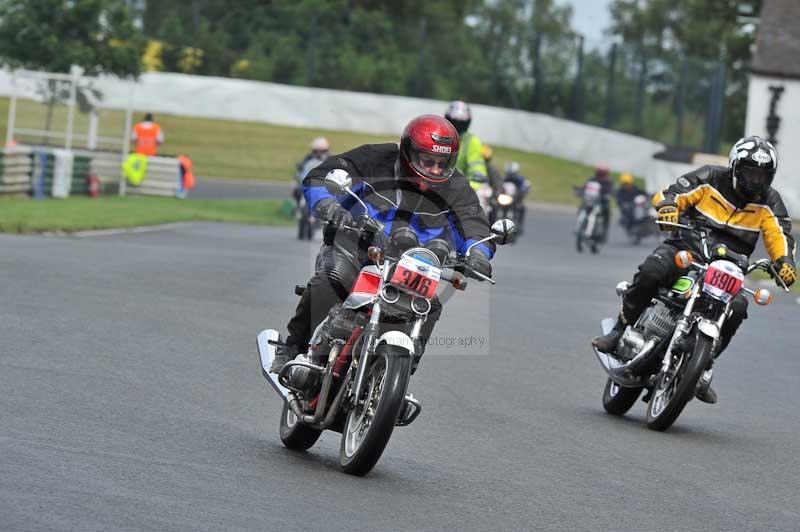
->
[389, 254, 441, 299]
[702, 260, 744, 302]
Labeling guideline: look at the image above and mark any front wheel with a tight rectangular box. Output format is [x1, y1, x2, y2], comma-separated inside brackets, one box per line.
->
[279, 401, 322, 450]
[339, 344, 411, 476]
[602, 378, 642, 416]
[645, 331, 714, 431]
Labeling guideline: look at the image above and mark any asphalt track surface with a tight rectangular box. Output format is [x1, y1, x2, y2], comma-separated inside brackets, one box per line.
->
[2, 209, 799, 532]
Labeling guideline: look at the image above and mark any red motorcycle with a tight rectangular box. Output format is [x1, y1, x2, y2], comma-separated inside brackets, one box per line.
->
[258, 172, 516, 475]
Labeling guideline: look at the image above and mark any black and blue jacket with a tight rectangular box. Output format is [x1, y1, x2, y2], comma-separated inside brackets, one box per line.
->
[303, 143, 496, 258]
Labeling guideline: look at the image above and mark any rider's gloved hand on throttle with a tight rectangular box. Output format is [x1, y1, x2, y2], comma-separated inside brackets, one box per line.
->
[656, 201, 679, 231]
[317, 199, 355, 245]
[775, 257, 797, 287]
[320, 200, 354, 229]
[465, 250, 492, 279]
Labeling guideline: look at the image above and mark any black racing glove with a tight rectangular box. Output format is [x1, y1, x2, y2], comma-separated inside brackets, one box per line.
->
[464, 250, 492, 279]
[774, 256, 797, 288]
[318, 199, 354, 229]
[317, 199, 354, 245]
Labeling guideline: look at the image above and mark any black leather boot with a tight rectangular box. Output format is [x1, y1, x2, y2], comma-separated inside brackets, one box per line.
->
[270, 337, 300, 373]
[592, 315, 627, 356]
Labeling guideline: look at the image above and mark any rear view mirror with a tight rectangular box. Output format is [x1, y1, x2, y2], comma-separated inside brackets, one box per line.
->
[324, 169, 352, 196]
[491, 219, 517, 245]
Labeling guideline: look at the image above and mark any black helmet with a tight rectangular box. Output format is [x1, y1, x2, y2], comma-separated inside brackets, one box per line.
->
[728, 136, 777, 200]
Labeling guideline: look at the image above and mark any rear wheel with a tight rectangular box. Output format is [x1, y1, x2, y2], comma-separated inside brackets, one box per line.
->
[279, 401, 321, 450]
[339, 344, 411, 476]
[646, 331, 714, 431]
[602, 378, 642, 416]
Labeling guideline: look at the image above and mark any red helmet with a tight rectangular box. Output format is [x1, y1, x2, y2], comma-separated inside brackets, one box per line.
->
[399, 115, 460, 190]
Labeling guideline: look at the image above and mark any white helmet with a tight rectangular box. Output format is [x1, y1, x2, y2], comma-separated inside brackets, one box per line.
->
[505, 161, 520, 175]
[444, 101, 472, 134]
[310, 136, 330, 153]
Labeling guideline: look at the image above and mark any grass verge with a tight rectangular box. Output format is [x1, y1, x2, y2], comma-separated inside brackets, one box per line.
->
[0, 196, 292, 234]
[0, 96, 597, 204]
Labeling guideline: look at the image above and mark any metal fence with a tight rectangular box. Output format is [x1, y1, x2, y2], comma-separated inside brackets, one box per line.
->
[497, 35, 737, 156]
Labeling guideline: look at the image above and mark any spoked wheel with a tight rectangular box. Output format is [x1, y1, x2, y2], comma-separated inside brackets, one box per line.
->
[646, 331, 714, 431]
[602, 378, 642, 416]
[339, 345, 411, 476]
[279, 400, 321, 450]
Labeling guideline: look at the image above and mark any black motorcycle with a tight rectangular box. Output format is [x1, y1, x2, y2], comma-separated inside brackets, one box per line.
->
[593, 221, 789, 431]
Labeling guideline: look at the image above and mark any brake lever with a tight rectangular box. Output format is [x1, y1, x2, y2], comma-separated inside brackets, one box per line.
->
[768, 263, 791, 293]
[453, 261, 495, 285]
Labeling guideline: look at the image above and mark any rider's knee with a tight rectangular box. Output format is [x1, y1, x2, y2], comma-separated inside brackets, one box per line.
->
[728, 294, 749, 324]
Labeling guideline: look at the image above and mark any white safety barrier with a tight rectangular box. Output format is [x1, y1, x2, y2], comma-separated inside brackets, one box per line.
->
[4, 69, 784, 210]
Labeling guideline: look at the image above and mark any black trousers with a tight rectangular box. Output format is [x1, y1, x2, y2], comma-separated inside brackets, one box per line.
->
[286, 245, 441, 354]
[621, 243, 748, 353]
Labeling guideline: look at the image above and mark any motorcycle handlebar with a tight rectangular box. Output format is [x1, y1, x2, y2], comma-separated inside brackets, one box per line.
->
[329, 215, 495, 285]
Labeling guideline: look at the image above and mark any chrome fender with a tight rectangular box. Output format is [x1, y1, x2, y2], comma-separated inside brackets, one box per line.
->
[376, 330, 415, 355]
[256, 329, 290, 402]
[697, 318, 720, 339]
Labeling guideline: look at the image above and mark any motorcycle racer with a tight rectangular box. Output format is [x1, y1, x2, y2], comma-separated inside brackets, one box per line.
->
[592, 136, 796, 403]
[272, 115, 496, 373]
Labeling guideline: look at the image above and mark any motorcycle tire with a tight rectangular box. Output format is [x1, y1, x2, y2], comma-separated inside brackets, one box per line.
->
[645, 331, 714, 431]
[279, 401, 322, 450]
[602, 378, 642, 416]
[339, 344, 411, 476]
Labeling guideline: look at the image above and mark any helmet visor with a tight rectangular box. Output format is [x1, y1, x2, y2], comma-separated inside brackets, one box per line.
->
[738, 165, 773, 191]
[409, 144, 456, 182]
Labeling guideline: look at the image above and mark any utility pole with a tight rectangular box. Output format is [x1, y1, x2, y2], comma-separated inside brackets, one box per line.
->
[604, 42, 617, 127]
[569, 35, 585, 121]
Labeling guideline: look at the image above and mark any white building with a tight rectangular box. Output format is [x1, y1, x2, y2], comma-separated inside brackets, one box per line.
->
[745, 0, 800, 215]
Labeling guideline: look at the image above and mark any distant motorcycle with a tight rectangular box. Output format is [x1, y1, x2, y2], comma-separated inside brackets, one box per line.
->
[258, 171, 516, 475]
[620, 194, 657, 245]
[490, 181, 526, 238]
[475, 182, 495, 220]
[575, 181, 605, 254]
[293, 156, 327, 241]
[295, 192, 318, 241]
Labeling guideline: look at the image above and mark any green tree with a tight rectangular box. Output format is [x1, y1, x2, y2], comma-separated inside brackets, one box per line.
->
[0, 0, 142, 76]
[0, 0, 143, 137]
[608, 0, 761, 147]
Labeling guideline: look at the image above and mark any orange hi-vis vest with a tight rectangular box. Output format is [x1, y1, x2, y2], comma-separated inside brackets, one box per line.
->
[133, 121, 163, 156]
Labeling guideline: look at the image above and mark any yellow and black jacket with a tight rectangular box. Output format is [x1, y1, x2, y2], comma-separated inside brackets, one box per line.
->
[653, 165, 796, 265]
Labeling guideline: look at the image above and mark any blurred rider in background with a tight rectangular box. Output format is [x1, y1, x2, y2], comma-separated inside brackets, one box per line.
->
[294, 136, 331, 201]
[577, 163, 613, 243]
[445, 100, 488, 190]
[615, 172, 646, 231]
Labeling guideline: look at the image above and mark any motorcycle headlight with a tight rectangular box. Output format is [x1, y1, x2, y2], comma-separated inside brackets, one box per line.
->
[497, 193, 513, 206]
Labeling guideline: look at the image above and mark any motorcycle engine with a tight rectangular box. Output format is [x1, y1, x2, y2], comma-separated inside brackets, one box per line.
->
[617, 300, 677, 363]
[641, 300, 677, 340]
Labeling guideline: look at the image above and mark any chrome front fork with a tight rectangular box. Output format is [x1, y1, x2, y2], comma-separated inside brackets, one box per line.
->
[350, 300, 382, 404]
[661, 283, 700, 373]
